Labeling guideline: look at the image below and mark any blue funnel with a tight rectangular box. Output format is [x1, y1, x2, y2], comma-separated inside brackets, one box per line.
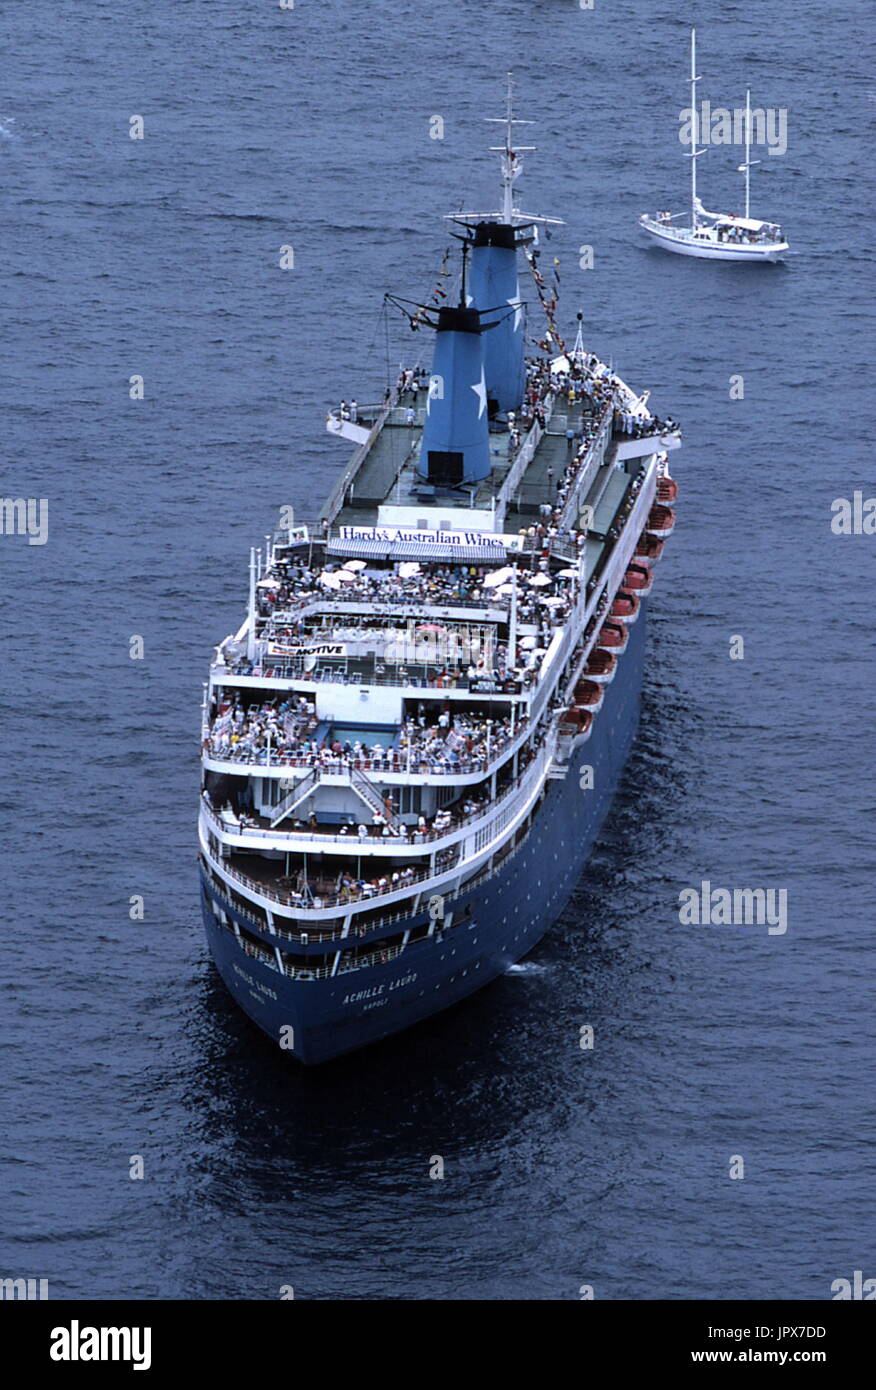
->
[469, 222, 525, 414]
[418, 306, 492, 487]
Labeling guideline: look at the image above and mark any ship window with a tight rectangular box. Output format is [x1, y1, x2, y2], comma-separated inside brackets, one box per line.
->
[398, 785, 421, 815]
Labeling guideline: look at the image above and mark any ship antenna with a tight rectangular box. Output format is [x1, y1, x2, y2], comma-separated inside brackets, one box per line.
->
[485, 71, 535, 224]
[460, 238, 469, 307]
[447, 71, 563, 232]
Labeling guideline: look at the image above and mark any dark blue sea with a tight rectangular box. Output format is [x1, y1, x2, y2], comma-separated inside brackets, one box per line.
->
[2, 0, 873, 1300]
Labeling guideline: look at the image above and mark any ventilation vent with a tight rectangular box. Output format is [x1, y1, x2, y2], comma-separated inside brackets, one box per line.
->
[426, 450, 464, 487]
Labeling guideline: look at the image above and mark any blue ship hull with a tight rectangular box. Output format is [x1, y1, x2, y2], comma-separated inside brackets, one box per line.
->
[200, 605, 648, 1062]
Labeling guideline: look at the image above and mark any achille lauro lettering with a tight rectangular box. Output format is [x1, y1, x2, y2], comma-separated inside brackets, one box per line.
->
[343, 972, 417, 1006]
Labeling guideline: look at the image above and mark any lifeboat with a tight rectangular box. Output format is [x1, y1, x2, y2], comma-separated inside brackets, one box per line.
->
[597, 619, 629, 651]
[559, 706, 593, 739]
[623, 563, 654, 594]
[646, 503, 676, 537]
[656, 475, 679, 504]
[574, 679, 604, 710]
[575, 709, 593, 738]
[635, 533, 665, 563]
[610, 589, 641, 623]
[584, 649, 617, 684]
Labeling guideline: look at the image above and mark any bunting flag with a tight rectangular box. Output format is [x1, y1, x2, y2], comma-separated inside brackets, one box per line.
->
[524, 247, 567, 356]
[409, 246, 455, 331]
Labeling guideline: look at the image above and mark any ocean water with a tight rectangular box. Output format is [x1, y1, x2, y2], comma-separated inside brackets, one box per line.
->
[2, 0, 873, 1300]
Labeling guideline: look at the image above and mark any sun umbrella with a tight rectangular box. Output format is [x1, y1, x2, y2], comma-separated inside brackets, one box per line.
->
[319, 572, 342, 589]
[558, 567, 579, 578]
[482, 567, 514, 588]
[494, 584, 515, 597]
[333, 569, 358, 582]
[542, 596, 565, 607]
[398, 562, 421, 578]
[528, 572, 551, 587]
[343, 559, 366, 571]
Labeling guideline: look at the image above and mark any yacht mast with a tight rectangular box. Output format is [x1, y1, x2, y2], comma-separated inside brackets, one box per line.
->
[687, 28, 705, 228]
[739, 87, 761, 220]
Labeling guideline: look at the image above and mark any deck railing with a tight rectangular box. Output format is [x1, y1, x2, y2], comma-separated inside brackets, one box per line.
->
[202, 737, 547, 861]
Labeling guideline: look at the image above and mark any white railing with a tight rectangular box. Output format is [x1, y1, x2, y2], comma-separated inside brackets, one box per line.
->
[494, 392, 558, 527]
[200, 740, 550, 862]
[559, 408, 613, 527]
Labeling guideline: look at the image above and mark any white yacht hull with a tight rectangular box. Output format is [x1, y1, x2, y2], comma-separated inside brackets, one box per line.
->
[640, 221, 788, 262]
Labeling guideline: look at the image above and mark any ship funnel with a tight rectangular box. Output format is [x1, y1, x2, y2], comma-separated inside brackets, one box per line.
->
[418, 305, 492, 487]
[469, 222, 525, 414]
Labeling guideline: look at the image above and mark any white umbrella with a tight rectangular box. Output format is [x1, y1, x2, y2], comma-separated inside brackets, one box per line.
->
[558, 567, 579, 578]
[398, 561, 421, 578]
[343, 559, 366, 571]
[319, 572, 342, 590]
[528, 572, 551, 587]
[333, 568, 358, 583]
[542, 595, 565, 607]
[519, 635, 537, 650]
[482, 567, 514, 588]
[495, 584, 515, 597]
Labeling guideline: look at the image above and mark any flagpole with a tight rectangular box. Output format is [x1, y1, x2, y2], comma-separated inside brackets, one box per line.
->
[247, 547, 257, 661]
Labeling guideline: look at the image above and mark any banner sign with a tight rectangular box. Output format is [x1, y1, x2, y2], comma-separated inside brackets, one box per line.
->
[337, 525, 524, 552]
[468, 677, 522, 695]
[266, 641, 346, 658]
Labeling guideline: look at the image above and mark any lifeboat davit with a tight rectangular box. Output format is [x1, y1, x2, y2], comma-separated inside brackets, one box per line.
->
[623, 563, 654, 594]
[646, 503, 676, 538]
[584, 649, 617, 684]
[656, 475, 679, 504]
[610, 589, 641, 623]
[635, 533, 665, 563]
[597, 619, 629, 651]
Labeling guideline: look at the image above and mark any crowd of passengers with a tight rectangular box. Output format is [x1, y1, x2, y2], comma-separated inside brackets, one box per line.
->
[205, 695, 523, 776]
[253, 558, 576, 623]
[275, 844, 459, 910]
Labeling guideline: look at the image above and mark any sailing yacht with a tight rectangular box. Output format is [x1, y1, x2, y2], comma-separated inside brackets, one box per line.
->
[640, 29, 789, 262]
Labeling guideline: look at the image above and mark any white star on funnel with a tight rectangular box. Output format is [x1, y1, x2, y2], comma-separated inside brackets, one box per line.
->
[471, 368, 487, 417]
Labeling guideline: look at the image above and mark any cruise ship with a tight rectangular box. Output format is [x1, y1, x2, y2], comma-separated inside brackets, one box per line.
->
[198, 87, 681, 1063]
